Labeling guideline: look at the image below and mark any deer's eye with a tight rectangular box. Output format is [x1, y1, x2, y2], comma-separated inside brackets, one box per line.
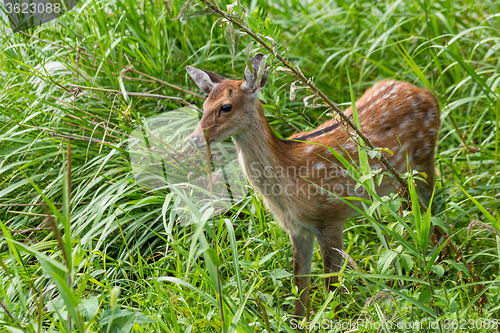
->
[220, 104, 233, 113]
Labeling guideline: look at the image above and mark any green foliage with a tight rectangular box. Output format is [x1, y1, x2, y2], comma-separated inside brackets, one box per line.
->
[1, 0, 500, 332]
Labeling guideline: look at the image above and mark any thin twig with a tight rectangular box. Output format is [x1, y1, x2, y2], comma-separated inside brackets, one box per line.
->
[62, 106, 123, 138]
[50, 96, 121, 128]
[7, 211, 55, 217]
[20, 31, 73, 51]
[67, 84, 191, 105]
[127, 68, 204, 99]
[0, 202, 90, 207]
[0, 227, 51, 234]
[62, 121, 122, 140]
[18, 124, 116, 145]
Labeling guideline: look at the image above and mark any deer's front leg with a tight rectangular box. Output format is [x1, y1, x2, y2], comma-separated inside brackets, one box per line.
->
[290, 232, 315, 318]
[316, 224, 344, 292]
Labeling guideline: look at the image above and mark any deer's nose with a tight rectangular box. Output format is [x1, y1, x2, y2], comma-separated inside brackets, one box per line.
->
[190, 135, 203, 148]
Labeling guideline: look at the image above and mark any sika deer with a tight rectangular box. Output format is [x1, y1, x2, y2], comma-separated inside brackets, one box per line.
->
[187, 53, 439, 317]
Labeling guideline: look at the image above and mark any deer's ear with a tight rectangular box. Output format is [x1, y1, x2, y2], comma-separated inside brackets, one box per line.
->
[186, 66, 226, 94]
[243, 53, 269, 95]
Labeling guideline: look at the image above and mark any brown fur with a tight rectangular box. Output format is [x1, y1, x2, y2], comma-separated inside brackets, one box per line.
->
[189, 67, 439, 317]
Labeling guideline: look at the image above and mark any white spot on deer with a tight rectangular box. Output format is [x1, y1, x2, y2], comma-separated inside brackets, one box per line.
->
[306, 145, 315, 153]
[393, 152, 404, 164]
[402, 144, 411, 154]
[423, 143, 432, 155]
[343, 142, 356, 151]
[390, 83, 401, 95]
[316, 162, 326, 170]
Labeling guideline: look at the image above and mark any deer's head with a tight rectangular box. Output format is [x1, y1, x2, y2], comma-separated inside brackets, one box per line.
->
[187, 53, 269, 147]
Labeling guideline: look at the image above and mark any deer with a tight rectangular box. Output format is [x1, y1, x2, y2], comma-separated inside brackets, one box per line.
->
[186, 53, 440, 317]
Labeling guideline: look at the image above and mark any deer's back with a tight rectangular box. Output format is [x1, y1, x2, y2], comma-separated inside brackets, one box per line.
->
[286, 80, 439, 172]
[271, 80, 439, 233]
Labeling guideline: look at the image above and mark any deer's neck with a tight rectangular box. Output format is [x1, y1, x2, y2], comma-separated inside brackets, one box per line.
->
[232, 103, 292, 192]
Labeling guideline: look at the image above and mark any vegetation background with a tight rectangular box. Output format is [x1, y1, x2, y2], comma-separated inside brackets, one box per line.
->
[1, 0, 499, 332]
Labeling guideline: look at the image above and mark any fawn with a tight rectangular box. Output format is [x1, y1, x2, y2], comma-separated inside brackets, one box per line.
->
[187, 53, 439, 317]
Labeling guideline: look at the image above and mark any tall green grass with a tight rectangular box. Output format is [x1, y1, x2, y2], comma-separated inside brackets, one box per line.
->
[1, 0, 500, 332]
